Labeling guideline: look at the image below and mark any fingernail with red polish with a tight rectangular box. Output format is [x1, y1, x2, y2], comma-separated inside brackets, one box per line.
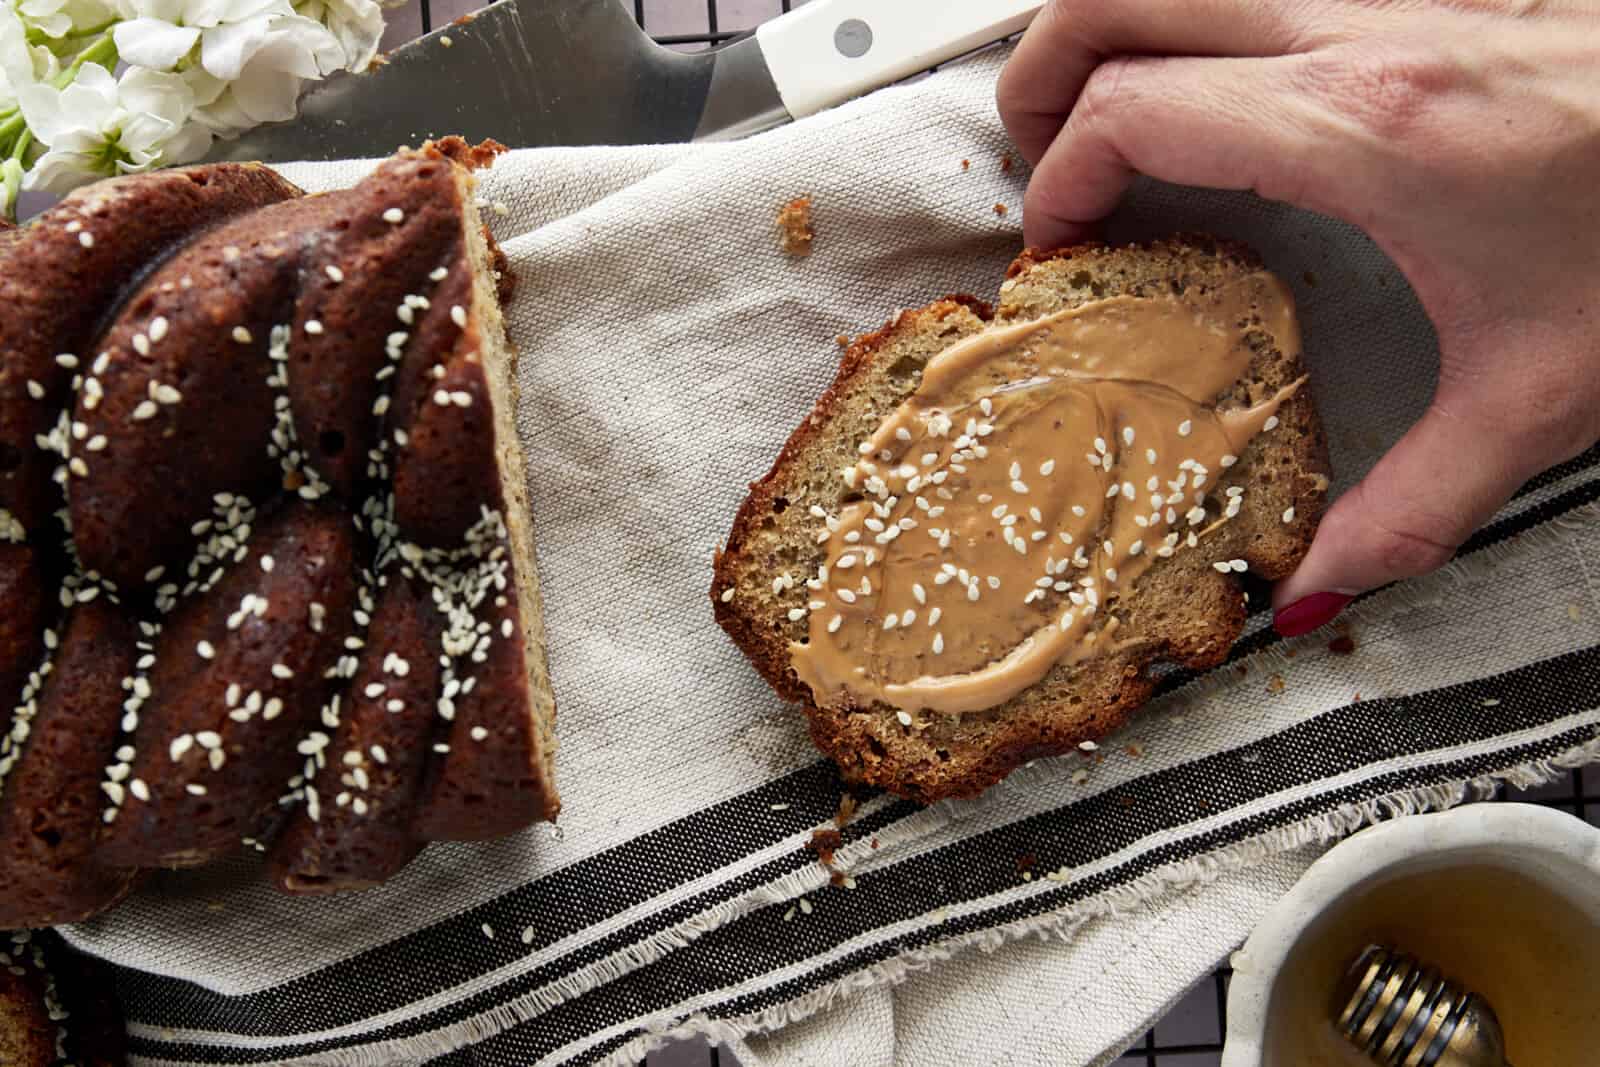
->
[1274, 592, 1354, 638]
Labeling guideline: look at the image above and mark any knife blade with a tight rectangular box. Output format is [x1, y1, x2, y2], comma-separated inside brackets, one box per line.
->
[204, 0, 1041, 164]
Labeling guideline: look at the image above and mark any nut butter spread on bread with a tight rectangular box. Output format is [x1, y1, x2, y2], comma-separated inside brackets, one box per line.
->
[714, 238, 1329, 803]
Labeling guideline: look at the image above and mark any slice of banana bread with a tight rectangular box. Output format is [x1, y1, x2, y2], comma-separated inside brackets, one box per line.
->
[713, 238, 1329, 803]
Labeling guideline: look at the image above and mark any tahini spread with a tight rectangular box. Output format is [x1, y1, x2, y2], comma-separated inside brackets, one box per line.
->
[789, 274, 1303, 715]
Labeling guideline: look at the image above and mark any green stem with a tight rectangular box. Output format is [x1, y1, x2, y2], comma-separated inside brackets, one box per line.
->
[53, 19, 118, 42]
[59, 31, 119, 83]
[12, 129, 31, 162]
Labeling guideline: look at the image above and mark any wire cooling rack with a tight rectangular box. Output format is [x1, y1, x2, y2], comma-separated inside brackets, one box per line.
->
[369, 3, 1600, 1064]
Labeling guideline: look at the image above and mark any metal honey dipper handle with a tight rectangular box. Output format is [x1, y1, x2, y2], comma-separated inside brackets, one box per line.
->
[1335, 946, 1513, 1067]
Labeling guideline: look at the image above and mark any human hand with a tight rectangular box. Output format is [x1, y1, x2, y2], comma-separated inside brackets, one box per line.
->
[996, 0, 1600, 636]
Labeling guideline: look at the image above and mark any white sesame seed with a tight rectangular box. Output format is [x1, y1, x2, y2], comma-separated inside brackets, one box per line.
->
[186, 783, 207, 796]
[1177, 419, 1193, 437]
[79, 231, 94, 248]
[271, 663, 293, 679]
[154, 384, 181, 405]
[1220, 454, 1238, 467]
[471, 726, 489, 741]
[451, 305, 468, 328]
[827, 615, 842, 633]
[1039, 459, 1055, 476]
[1282, 506, 1296, 523]
[383, 207, 405, 224]
[1122, 426, 1135, 446]
[433, 389, 451, 406]
[130, 779, 150, 801]
[1264, 415, 1280, 431]
[719, 587, 735, 603]
[196, 640, 215, 660]
[1230, 558, 1248, 572]
[170, 735, 193, 761]
[482, 923, 494, 940]
[1078, 740, 1098, 752]
[304, 320, 324, 336]
[132, 400, 158, 421]
[896, 710, 913, 727]
[837, 588, 857, 604]
[325, 265, 345, 283]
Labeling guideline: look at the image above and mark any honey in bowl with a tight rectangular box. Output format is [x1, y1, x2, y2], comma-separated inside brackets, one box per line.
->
[1262, 859, 1600, 1064]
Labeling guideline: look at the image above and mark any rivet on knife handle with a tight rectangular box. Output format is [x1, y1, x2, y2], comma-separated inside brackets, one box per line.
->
[753, 0, 1044, 121]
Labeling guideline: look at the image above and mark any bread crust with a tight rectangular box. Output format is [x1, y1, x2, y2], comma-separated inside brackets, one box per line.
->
[713, 238, 1329, 803]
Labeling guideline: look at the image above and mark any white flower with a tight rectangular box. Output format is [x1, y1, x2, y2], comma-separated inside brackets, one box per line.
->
[114, 0, 343, 81]
[17, 0, 117, 39]
[0, 4, 59, 109]
[17, 62, 207, 192]
[294, 0, 382, 71]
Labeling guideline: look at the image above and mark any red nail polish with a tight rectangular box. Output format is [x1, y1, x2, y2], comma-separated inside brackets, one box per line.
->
[1274, 592, 1354, 638]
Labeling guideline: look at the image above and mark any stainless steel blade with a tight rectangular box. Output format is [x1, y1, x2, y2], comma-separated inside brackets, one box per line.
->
[203, 0, 790, 163]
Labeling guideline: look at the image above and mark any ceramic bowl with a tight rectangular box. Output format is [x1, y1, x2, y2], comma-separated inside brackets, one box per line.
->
[1222, 803, 1600, 1065]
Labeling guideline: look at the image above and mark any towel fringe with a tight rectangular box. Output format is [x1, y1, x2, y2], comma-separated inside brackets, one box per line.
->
[606, 729, 1600, 1067]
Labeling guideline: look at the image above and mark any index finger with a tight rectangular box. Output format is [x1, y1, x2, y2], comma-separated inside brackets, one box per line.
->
[996, 0, 1317, 167]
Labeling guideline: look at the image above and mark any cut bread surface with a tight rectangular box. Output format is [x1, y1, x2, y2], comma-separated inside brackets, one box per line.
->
[714, 237, 1329, 803]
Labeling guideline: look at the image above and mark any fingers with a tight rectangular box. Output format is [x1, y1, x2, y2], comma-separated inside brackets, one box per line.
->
[997, 0, 1316, 168]
[1019, 53, 1337, 249]
[1271, 401, 1542, 637]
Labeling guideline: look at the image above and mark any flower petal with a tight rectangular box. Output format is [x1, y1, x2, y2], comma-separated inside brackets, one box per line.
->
[15, 81, 74, 145]
[118, 63, 196, 125]
[197, 16, 272, 80]
[160, 119, 213, 164]
[23, 141, 110, 193]
[113, 18, 202, 71]
[226, 47, 306, 122]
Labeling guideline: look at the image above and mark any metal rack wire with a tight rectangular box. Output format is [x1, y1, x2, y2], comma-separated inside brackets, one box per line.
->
[369, 3, 1600, 1064]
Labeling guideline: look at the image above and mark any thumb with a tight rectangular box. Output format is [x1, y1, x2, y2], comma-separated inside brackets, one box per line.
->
[1272, 401, 1538, 637]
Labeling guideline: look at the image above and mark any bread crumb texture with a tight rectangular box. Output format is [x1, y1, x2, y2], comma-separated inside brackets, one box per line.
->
[777, 196, 815, 257]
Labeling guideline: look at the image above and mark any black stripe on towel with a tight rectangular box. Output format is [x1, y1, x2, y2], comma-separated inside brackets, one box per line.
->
[128, 643, 1600, 1063]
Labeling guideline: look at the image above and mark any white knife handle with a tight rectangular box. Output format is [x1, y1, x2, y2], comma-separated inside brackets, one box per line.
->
[754, 0, 1043, 120]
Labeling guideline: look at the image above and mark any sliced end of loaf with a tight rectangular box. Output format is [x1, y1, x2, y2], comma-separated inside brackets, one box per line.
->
[454, 181, 560, 824]
[713, 237, 1329, 803]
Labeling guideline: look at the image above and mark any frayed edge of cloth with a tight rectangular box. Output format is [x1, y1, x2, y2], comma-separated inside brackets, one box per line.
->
[605, 729, 1600, 1067]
